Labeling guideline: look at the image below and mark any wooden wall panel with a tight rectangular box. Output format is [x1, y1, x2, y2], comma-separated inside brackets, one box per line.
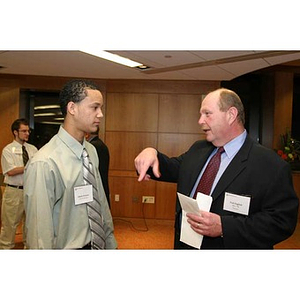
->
[0, 74, 106, 93]
[158, 94, 203, 133]
[109, 176, 178, 220]
[106, 80, 219, 219]
[106, 132, 157, 171]
[0, 75, 222, 220]
[0, 74, 296, 222]
[158, 133, 203, 157]
[109, 176, 156, 218]
[106, 93, 158, 132]
[107, 79, 219, 94]
[0, 88, 20, 173]
[155, 181, 177, 220]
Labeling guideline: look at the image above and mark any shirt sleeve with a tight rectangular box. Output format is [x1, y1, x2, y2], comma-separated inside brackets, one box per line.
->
[102, 196, 118, 249]
[24, 160, 56, 249]
[1, 147, 18, 174]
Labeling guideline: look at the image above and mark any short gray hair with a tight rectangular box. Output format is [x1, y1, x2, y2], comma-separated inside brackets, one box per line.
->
[217, 88, 245, 125]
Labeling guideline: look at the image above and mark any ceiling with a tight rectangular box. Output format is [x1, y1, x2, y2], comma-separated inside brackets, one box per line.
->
[1, 50, 300, 81]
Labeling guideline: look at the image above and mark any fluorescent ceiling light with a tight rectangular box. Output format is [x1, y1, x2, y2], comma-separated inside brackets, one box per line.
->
[34, 113, 57, 117]
[81, 50, 144, 68]
[39, 121, 63, 125]
[35, 105, 61, 110]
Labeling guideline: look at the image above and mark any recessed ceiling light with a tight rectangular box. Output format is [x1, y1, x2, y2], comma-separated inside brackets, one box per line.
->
[135, 65, 151, 70]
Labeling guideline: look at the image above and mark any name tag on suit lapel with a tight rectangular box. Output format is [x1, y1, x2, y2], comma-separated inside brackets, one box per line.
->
[223, 192, 250, 215]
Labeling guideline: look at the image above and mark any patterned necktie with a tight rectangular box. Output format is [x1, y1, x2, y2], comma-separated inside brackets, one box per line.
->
[193, 147, 225, 197]
[82, 148, 106, 249]
[22, 145, 29, 166]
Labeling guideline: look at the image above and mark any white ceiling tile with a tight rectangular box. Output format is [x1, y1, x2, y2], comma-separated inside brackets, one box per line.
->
[179, 65, 236, 81]
[1, 50, 300, 81]
[264, 52, 300, 65]
[220, 59, 270, 77]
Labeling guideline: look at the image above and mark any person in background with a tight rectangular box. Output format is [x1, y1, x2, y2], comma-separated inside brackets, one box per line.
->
[0, 118, 38, 249]
[134, 88, 299, 249]
[24, 79, 117, 249]
[86, 129, 111, 207]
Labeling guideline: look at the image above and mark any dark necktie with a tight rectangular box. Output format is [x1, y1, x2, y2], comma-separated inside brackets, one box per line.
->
[193, 147, 225, 197]
[22, 145, 29, 166]
[82, 148, 106, 249]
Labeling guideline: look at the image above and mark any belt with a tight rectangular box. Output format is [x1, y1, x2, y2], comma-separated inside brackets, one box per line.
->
[7, 184, 23, 189]
[78, 242, 91, 250]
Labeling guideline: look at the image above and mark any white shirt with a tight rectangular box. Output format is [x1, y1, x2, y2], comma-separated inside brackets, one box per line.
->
[1, 140, 38, 186]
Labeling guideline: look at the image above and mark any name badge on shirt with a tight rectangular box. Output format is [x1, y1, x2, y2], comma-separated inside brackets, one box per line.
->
[223, 192, 251, 215]
[12, 147, 22, 154]
[74, 185, 93, 205]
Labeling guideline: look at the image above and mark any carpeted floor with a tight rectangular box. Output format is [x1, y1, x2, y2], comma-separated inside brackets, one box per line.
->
[113, 218, 174, 249]
[12, 217, 300, 249]
[12, 217, 175, 249]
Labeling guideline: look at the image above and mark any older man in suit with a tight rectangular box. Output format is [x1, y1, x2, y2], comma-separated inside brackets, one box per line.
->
[134, 88, 299, 249]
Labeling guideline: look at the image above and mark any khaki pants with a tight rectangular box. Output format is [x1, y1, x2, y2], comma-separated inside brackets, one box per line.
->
[0, 186, 25, 249]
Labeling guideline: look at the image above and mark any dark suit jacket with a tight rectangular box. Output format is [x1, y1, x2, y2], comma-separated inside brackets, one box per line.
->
[150, 135, 299, 249]
[89, 136, 110, 207]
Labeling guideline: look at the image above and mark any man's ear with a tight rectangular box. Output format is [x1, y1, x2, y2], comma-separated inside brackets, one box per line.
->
[13, 130, 18, 137]
[227, 106, 238, 125]
[67, 101, 76, 116]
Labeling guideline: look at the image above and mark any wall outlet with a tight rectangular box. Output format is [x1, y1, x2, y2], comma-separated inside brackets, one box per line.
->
[132, 196, 139, 203]
[115, 194, 120, 202]
[142, 196, 155, 204]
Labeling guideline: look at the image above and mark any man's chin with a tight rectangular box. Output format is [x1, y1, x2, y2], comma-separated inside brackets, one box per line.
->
[205, 134, 212, 141]
[90, 125, 99, 134]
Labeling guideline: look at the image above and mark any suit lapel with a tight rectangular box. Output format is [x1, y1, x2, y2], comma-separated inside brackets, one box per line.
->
[212, 136, 253, 200]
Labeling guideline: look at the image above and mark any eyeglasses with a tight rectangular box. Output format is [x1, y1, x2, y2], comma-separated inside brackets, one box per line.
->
[18, 129, 32, 134]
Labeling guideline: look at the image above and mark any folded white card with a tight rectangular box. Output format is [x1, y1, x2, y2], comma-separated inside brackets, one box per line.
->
[177, 192, 212, 249]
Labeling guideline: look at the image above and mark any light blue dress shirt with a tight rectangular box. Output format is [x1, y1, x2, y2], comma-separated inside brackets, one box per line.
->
[190, 130, 247, 197]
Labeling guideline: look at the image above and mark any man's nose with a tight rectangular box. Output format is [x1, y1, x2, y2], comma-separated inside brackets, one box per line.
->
[97, 109, 103, 118]
[198, 115, 204, 125]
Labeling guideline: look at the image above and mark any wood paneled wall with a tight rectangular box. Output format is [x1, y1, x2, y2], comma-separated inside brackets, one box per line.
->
[0, 87, 20, 173]
[2, 74, 297, 221]
[106, 80, 220, 219]
[0, 75, 220, 220]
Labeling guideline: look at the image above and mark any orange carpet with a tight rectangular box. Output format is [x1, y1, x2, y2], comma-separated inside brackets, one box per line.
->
[12, 217, 300, 249]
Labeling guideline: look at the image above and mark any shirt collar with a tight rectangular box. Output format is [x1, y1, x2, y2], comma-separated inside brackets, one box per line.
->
[57, 126, 87, 159]
[12, 140, 28, 148]
[223, 130, 247, 159]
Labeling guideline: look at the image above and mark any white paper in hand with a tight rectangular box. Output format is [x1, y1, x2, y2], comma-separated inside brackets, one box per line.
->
[177, 192, 212, 249]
